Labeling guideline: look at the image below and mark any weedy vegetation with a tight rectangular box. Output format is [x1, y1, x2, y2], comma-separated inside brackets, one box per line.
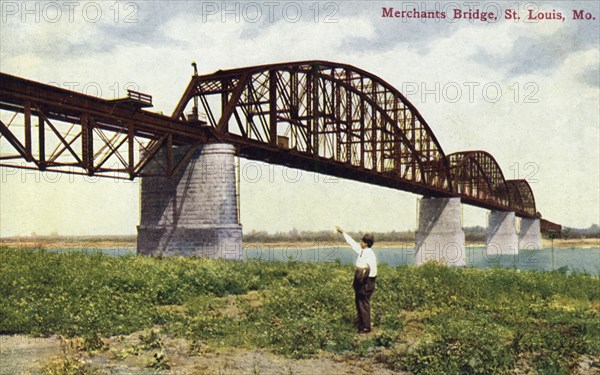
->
[1, 248, 598, 374]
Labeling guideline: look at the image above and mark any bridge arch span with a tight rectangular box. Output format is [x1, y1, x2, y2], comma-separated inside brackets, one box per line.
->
[506, 179, 537, 217]
[447, 151, 537, 216]
[172, 60, 453, 194]
[447, 150, 511, 208]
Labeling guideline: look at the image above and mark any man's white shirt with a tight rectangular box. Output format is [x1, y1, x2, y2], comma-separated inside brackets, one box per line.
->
[343, 232, 377, 277]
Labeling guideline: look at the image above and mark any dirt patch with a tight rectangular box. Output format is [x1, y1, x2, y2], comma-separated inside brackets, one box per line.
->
[397, 310, 425, 346]
[3, 238, 598, 251]
[163, 347, 403, 375]
[543, 238, 600, 249]
[0, 239, 135, 250]
[1, 333, 405, 374]
[0, 335, 62, 374]
[218, 290, 264, 320]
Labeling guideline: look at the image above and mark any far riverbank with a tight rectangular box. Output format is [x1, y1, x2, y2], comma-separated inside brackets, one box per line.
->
[1, 237, 598, 249]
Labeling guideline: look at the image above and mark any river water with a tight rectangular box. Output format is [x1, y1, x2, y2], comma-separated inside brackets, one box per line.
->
[44, 246, 600, 276]
[246, 246, 600, 275]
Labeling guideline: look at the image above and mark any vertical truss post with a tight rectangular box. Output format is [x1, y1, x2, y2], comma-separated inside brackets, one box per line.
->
[88, 119, 96, 173]
[128, 123, 135, 178]
[306, 69, 313, 155]
[82, 115, 94, 174]
[393, 98, 401, 174]
[411, 115, 416, 181]
[24, 100, 32, 160]
[38, 112, 46, 170]
[345, 78, 352, 164]
[371, 82, 377, 171]
[426, 127, 432, 184]
[219, 79, 229, 134]
[335, 83, 341, 161]
[360, 98, 365, 168]
[269, 70, 277, 146]
[311, 64, 319, 157]
[289, 70, 298, 148]
[290, 69, 298, 118]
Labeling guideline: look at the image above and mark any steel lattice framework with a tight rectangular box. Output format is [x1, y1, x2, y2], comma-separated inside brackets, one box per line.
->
[0, 61, 538, 217]
[507, 180, 537, 217]
[447, 151, 536, 216]
[0, 73, 206, 179]
[448, 151, 511, 208]
[173, 61, 451, 194]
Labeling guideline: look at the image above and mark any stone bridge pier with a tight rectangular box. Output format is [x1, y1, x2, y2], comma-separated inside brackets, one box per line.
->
[518, 217, 542, 250]
[414, 199, 543, 266]
[486, 211, 519, 255]
[415, 197, 466, 266]
[137, 143, 242, 258]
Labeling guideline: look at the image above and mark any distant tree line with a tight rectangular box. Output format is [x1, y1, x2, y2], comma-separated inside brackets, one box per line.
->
[562, 224, 600, 239]
[5, 224, 597, 242]
[243, 226, 490, 243]
[244, 224, 600, 243]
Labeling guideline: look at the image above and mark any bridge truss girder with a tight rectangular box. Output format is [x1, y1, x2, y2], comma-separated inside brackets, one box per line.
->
[0, 73, 207, 179]
[447, 151, 536, 217]
[173, 61, 537, 217]
[0, 61, 539, 218]
[173, 60, 453, 196]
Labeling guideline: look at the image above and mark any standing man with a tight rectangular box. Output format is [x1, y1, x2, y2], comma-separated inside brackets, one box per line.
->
[336, 226, 377, 334]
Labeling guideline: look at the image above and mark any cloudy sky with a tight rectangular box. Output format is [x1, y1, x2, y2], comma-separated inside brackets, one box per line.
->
[1, 0, 598, 236]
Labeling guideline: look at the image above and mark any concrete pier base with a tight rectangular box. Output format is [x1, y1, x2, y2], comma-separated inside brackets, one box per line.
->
[137, 143, 242, 258]
[486, 211, 518, 255]
[415, 197, 466, 266]
[519, 218, 542, 250]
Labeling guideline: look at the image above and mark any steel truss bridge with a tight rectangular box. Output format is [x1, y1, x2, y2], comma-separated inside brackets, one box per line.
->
[0, 61, 537, 218]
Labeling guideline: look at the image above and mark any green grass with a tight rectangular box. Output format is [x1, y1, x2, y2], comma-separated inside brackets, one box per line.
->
[1, 248, 599, 373]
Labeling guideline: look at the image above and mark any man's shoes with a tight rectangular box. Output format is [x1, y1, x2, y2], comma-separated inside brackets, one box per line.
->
[358, 328, 371, 334]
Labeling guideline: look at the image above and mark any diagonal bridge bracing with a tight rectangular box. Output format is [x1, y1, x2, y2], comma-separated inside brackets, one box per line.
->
[0, 72, 208, 179]
[0, 61, 537, 217]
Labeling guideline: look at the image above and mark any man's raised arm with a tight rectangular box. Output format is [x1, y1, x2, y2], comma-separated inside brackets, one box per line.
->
[336, 226, 362, 254]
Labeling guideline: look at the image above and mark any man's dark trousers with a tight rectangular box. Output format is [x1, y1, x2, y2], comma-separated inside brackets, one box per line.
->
[353, 268, 376, 331]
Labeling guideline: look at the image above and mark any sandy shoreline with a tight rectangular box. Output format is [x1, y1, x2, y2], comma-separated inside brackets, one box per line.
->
[1, 238, 598, 249]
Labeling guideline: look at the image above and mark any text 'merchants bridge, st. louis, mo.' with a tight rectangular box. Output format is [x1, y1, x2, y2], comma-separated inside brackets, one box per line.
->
[0, 61, 558, 264]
